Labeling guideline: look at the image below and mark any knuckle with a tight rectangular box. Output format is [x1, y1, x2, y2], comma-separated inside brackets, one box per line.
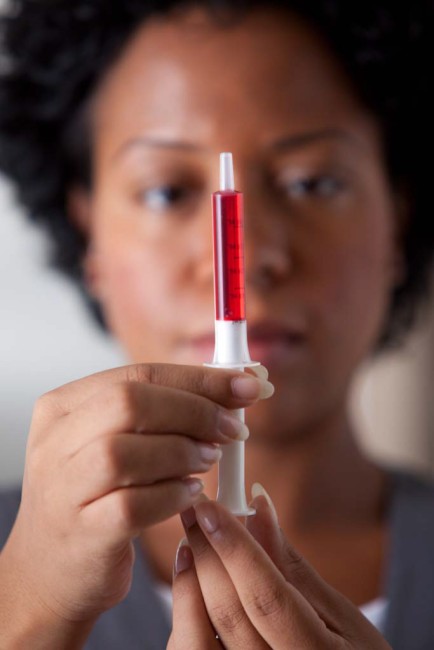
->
[181, 365, 215, 400]
[247, 582, 286, 620]
[26, 442, 45, 480]
[33, 392, 51, 413]
[126, 364, 153, 386]
[211, 601, 248, 634]
[283, 545, 308, 581]
[33, 391, 56, 420]
[190, 366, 209, 394]
[33, 388, 68, 424]
[200, 369, 217, 398]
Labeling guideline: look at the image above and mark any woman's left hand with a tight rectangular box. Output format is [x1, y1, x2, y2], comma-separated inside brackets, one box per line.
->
[167, 490, 391, 649]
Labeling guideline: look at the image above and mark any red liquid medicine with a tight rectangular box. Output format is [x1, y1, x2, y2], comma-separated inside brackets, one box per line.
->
[212, 190, 246, 321]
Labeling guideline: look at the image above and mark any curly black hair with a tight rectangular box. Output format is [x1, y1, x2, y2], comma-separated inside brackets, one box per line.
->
[0, 0, 433, 347]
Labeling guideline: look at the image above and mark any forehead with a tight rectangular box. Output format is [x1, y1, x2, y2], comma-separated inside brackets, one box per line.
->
[93, 7, 369, 153]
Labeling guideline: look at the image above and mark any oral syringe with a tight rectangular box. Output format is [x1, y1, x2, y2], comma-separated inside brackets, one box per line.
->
[205, 152, 259, 516]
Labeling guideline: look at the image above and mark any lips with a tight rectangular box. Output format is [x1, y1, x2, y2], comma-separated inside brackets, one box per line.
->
[247, 322, 306, 344]
[189, 320, 306, 355]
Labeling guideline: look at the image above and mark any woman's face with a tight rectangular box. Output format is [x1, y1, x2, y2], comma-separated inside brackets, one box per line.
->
[83, 8, 402, 441]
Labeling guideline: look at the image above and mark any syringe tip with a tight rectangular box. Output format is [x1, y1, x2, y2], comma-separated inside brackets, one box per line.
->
[220, 152, 235, 191]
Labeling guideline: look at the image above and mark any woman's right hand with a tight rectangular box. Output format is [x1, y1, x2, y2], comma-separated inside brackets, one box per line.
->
[0, 363, 272, 644]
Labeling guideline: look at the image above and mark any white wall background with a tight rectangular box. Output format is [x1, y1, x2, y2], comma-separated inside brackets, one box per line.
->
[352, 309, 434, 477]
[1, 175, 433, 487]
[0, 179, 124, 486]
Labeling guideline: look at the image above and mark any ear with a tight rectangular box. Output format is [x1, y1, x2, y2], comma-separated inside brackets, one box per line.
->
[67, 185, 92, 236]
[67, 186, 104, 300]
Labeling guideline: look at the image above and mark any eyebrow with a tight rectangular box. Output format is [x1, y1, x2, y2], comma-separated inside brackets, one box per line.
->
[112, 127, 364, 163]
[112, 136, 207, 162]
[268, 128, 366, 153]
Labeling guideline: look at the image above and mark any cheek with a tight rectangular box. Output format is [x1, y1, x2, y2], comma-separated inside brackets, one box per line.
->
[317, 218, 396, 354]
[96, 229, 183, 340]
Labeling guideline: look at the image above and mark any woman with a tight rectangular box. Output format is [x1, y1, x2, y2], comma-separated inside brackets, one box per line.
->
[0, 1, 433, 648]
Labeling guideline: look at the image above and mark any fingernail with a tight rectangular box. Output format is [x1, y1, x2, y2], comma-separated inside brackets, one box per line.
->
[183, 478, 204, 498]
[174, 538, 193, 576]
[198, 443, 223, 464]
[251, 483, 278, 523]
[231, 376, 275, 401]
[248, 365, 269, 380]
[195, 501, 220, 534]
[181, 493, 209, 530]
[218, 411, 250, 441]
[181, 506, 197, 529]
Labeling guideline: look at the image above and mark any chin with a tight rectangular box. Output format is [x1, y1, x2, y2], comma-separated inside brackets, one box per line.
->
[245, 381, 323, 447]
[245, 398, 288, 441]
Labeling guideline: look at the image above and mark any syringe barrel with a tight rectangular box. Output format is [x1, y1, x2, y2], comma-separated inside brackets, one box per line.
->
[212, 190, 246, 322]
[207, 153, 257, 517]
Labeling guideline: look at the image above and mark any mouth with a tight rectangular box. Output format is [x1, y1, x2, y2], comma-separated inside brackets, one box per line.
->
[247, 322, 306, 343]
[188, 320, 307, 365]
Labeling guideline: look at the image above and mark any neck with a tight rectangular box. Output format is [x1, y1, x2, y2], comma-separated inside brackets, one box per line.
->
[244, 409, 387, 534]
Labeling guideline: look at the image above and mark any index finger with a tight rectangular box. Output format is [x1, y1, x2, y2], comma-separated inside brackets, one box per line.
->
[171, 538, 222, 650]
[193, 501, 333, 650]
[35, 363, 273, 423]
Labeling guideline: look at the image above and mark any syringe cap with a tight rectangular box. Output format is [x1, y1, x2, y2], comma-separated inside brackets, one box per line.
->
[220, 152, 235, 191]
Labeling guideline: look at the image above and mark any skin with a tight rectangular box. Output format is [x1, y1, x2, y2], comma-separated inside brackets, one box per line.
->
[89, 8, 400, 444]
[169, 495, 391, 648]
[86, 7, 400, 600]
[0, 6, 404, 648]
[0, 365, 271, 648]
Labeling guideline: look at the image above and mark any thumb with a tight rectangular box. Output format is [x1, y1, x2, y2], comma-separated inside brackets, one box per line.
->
[171, 537, 220, 649]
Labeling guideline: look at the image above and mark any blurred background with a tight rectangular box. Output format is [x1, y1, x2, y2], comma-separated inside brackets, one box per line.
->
[0, 177, 124, 486]
[1, 173, 433, 487]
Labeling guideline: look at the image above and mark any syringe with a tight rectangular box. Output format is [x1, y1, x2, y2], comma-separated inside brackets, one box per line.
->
[205, 152, 259, 516]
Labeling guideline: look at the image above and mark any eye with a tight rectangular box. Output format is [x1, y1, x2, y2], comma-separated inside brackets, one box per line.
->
[139, 185, 192, 212]
[283, 175, 346, 199]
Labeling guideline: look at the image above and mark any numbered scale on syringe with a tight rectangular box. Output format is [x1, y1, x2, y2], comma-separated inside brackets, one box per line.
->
[205, 152, 259, 517]
[212, 190, 246, 322]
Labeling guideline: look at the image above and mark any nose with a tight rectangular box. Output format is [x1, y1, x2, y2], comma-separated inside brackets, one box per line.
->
[194, 172, 293, 294]
[243, 195, 293, 292]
